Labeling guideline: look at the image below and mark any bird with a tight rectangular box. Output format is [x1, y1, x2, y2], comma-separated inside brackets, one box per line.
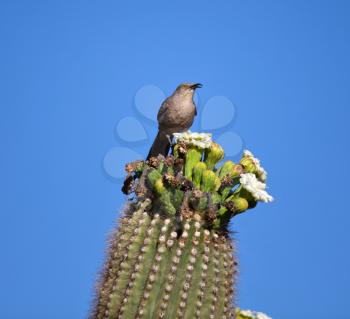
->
[147, 83, 202, 159]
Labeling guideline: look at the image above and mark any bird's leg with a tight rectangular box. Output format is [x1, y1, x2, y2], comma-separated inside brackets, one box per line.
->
[167, 133, 176, 156]
[166, 134, 173, 145]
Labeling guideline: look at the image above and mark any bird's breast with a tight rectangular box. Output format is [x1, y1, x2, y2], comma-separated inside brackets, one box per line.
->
[160, 100, 196, 133]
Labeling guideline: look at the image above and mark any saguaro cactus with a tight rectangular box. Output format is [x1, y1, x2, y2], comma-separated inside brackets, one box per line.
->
[91, 132, 273, 319]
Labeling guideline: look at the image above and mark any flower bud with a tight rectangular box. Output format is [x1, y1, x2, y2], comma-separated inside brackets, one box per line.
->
[211, 192, 222, 205]
[240, 156, 255, 173]
[154, 178, 166, 194]
[184, 147, 203, 180]
[225, 196, 249, 214]
[147, 168, 162, 187]
[218, 161, 235, 179]
[232, 164, 244, 177]
[238, 188, 258, 209]
[240, 150, 267, 182]
[154, 178, 176, 215]
[218, 163, 243, 200]
[201, 170, 221, 193]
[192, 162, 207, 188]
[204, 142, 224, 169]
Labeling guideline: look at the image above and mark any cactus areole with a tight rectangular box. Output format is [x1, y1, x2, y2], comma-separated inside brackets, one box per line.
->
[91, 132, 273, 319]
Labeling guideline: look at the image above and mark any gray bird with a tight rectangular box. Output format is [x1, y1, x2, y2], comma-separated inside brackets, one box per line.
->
[147, 83, 202, 159]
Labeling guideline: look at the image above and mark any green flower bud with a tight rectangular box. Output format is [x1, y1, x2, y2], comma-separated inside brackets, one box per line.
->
[204, 142, 224, 169]
[156, 161, 165, 173]
[213, 196, 249, 229]
[154, 178, 166, 193]
[192, 162, 207, 188]
[201, 170, 221, 193]
[235, 197, 249, 213]
[233, 185, 258, 209]
[211, 192, 222, 205]
[184, 147, 203, 180]
[225, 195, 249, 214]
[215, 166, 222, 177]
[147, 168, 162, 187]
[240, 150, 268, 182]
[219, 165, 242, 198]
[240, 156, 255, 173]
[154, 178, 176, 215]
[218, 160, 235, 179]
[239, 188, 258, 209]
[232, 164, 244, 177]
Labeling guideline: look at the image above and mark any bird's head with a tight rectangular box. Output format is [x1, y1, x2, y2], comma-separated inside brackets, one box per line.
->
[175, 83, 203, 96]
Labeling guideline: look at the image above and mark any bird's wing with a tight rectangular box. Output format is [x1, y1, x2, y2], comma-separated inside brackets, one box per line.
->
[157, 98, 170, 124]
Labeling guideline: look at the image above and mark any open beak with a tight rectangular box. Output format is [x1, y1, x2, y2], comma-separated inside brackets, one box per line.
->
[190, 83, 203, 89]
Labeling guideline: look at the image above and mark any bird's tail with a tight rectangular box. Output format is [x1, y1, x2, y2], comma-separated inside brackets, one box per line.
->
[147, 131, 171, 159]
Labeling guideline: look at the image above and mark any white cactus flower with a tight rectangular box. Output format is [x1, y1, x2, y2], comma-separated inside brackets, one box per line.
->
[173, 131, 212, 149]
[256, 312, 272, 319]
[242, 150, 254, 157]
[243, 149, 268, 182]
[239, 173, 273, 203]
[239, 309, 272, 319]
[239, 310, 255, 317]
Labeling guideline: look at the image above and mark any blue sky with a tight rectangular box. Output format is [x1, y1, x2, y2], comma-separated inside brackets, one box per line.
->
[1, 1, 350, 318]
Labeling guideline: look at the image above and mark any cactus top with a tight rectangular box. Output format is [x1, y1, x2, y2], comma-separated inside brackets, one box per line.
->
[122, 132, 273, 231]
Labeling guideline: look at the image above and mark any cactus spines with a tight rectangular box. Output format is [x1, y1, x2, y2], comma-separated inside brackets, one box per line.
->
[92, 133, 273, 319]
[92, 202, 150, 319]
[107, 212, 152, 318]
[138, 218, 173, 319]
[120, 214, 162, 319]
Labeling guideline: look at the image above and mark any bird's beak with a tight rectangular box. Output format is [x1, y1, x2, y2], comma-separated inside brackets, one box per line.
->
[190, 83, 203, 89]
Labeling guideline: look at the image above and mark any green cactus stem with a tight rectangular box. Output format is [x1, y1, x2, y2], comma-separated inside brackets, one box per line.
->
[91, 133, 273, 319]
[91, 205, 236, 319]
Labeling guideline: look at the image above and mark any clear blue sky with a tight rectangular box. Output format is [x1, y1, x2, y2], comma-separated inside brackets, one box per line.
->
[1, 1, 350, 318]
